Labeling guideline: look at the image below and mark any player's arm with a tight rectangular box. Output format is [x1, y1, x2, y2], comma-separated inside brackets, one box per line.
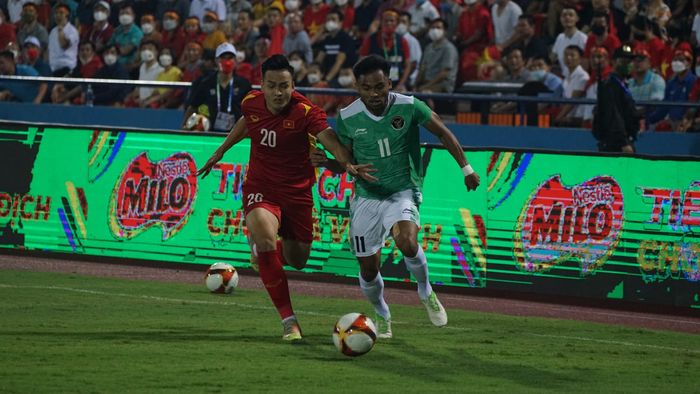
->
[423, 111, 480, 191]
[310, 147, 346, 174]
[196, 116, 248, 178]
[316, 128, 377, 182]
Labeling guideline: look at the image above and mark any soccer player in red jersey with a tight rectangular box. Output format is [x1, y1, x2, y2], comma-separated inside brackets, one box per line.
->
[197, 55, 375, 342]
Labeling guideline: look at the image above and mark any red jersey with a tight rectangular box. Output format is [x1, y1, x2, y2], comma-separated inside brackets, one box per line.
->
[242, 90, 330, 193]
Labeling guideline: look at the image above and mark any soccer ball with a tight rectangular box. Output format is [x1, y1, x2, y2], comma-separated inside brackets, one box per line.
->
[332, 313, 377, 357]
[185, 113, 210, 131]
[205, 262, 239, 294]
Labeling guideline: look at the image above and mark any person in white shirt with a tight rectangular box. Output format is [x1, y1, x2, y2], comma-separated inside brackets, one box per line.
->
[8, 0, 31, 24]
[398, 11, 422, 89]
[47, 4, 80, 76]
[407, 0, 440, 39]
[551, 8, 588, 76]
[491, 0, 522, 47]
[125, 40, 165, 107]
[189, 0, 226, 24]
[555, 45, 590, 127]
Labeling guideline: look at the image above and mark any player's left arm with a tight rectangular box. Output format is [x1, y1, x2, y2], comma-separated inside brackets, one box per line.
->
[316, 128, 377, 182]
[423, 111, 480, 191]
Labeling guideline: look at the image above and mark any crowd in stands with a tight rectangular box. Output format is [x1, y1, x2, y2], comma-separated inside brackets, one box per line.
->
[0, 0, 699, 131]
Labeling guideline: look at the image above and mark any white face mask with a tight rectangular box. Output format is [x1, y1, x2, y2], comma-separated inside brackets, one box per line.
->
[104, 53, 117, 66]
[163, 19, 178, 31]
[672, 60, 686, 73]
[236, 51, 246, 63]
[325, 20, 339, 32]
[307, 73, 321, 83]
[695, 66, 700, 76]
[93, 11, 108, 22]
[202, 22, 216, 33]
[396, 23, 408, 35]
[140, 49, 155, 62]
[338, 75, 353, 86]
[428, 28, 444, 41]
[336, 0, 348, 6]
[119, 14, 133, 26]
[141, 23, 154, 34]
[289, 59, 302, 72]
[159, 54, 173, 67]
[285, 0, 300, 11]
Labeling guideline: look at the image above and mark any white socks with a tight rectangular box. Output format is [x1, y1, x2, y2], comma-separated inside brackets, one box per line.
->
[404, 247, 432, 300]
[359, 273, 391, 320]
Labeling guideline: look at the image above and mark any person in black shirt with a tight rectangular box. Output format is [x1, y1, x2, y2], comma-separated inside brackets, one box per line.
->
[183, 42, 252, 132]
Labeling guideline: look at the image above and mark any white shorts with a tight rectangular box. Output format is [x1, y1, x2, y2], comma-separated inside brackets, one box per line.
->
[348, 189, 421, 257]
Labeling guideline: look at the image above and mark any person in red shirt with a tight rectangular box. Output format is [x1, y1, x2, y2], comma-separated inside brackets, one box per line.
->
[457, 0, 494, 82]
[51, 41, 103, 104]
[263, 4, 286, 56]
[160, 11, 186, 60]
[629, 16, 665, 71]
[584, 12, 621, 65]
[80, 0, 113, 54]
[359, 9, 412, 91]
[197, 55, 375, 342]
[303, 0, 330, 41]
[334, 0, 355, 32]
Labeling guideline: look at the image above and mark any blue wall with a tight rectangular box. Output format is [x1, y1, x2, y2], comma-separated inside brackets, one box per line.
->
[1, 102, 699, 156]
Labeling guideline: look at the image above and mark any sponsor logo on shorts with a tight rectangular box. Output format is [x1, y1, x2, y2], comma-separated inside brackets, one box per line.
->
[391, 116, 404, 130]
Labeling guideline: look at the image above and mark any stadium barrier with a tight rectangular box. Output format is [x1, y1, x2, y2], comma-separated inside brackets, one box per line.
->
[1, 122, 698, 309]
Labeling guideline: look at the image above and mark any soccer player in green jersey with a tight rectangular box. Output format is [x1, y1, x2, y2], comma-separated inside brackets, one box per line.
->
[314, 55, 480, 338]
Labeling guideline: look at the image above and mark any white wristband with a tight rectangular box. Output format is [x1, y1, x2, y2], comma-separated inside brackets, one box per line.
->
[461, 164, 474, 177]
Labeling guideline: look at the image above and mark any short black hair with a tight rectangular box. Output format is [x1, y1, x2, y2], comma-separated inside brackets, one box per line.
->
[564, 44, 583, 57]
[430, 17, 447, 29]
[262, 54, 294, 77]
[0, 50, 15, 62]
[353, 55, 389, 79]
[531, 54, 552, 66]
[327, 9, 343, 21]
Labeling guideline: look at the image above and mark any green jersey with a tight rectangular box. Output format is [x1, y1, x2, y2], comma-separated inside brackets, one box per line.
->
[336, 93, 433, 199]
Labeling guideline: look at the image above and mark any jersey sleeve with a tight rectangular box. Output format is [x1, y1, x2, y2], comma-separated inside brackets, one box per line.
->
[335, 114, 351, 146]
[413, 97, 433, 126]
[305, 102, 330, 136]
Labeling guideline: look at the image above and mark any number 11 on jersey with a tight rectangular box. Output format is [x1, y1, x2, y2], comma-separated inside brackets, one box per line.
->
[377, 137, 391, 158]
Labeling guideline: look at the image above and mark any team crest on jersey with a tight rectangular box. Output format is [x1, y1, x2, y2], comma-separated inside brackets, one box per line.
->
[391, 116, 405, 130]
[283, 120, 295, 129]
[249, 114, 260, 122]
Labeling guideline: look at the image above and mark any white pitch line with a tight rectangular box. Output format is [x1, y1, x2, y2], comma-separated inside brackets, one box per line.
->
[1, 283, 698, 355]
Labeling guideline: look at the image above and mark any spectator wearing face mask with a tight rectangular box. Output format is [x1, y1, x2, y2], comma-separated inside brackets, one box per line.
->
[92, 44, 130, 106]
[17, 3, 48, 54]
[648, 50, 697, 131]
[316, 10, 356, 84]
[201, 11, 227, 50]
[416, 18, 458, 96]
[20, 36, 50, 76]
[156, 0, 191, 22]
[288, 50, 309, 87]
[140, 14, 162, 44]
[81, 1, 114, 54]
[303, 0, 330, 41]
[124, 40, 164, 107]
[284, 12, 313, 64]
[139, 47, 183, 108]
[183, 16, 206, 47]
[359, 9, 412, 91]
[189, 0, 226, 25]
[305, 62, 334, 109]
[160, 11, 186, 60]
[397, 12, 421, 90]
[0, 49, 46, 104]
[584, 12, 621, 69]
[48, 4, 79, 76]
[407, 0, 440, 40]
[108, 5, 144, 67]
[333, 0, 355, 32]
[179, 41, 204, 82]
[325, 66, 355, 116]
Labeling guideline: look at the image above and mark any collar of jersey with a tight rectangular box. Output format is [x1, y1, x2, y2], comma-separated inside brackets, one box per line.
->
[362, 93, 396, 121]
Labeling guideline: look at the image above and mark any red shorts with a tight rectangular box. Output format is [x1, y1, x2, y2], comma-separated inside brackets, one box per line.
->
[242, 184, 313, 243]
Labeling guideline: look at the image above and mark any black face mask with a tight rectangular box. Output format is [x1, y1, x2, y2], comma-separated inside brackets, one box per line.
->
[591, 24, 606, 36]
[633, 32, 646, 41]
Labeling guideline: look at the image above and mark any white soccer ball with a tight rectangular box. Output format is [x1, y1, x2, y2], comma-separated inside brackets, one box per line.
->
[185, 113, 210, 131]
[332, 312, 377, 357]
[205, 262, 239, 294]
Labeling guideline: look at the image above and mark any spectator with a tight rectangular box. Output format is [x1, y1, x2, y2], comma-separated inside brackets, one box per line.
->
[8, 0, 32, 23]
[305, 61, 334, 109]
[160, 11, 186, 60]
[0, 9, 17, 52]
[189, 0, 226, 24]
[353, 0, 380, 38]
[325, 66, 356, 116]
[491, 0, 522, 48]
[156, 0, 191, 22]
[179, 41, 204, 82]
[232, 10, 259, 49]
[51, 41, 103, 105]
[506, 15, 549, 61]
[183, 42, 252, 132]
[183, 16, 206, 47]
[124, 40, 164, 107]
[627, 48, 665, 108]
[648, 49, 696, 130]
[140, 13, 162, 44]
[233, 43, 253, 82]
[140, 47, 183, 108]
[109, 5, 144, 67]
[20, 36, 50, 76]
[92, 44, 130, 106]
[582, 47, 613, 127]
[224, 0, 252, 34]
[249, 35, 270, 84]
[584, 12, 621, 65]
[645, 0, 671, 28]
[288, 50, 310, 86]
[17, 3, 48, 52]
[612, 0, 638, 41]
[0, 49, 46, 103]
[692, 0, 700, 50]
[359, 9, 411, 91]
[397, 11, 422, 89]
[581, 0, 617, 36]
[415, 18, 458, 97]
[457, 0, 493, 82]
[316, 9, 356, 84]
[552, 8, 587, 76]
[554, 45, 590, 127]
[664, 23, 692, 79]
[438, 0, 463, 42]
[283, 0, 302, 17]
[629, 16, 665, 70]
[518, 55, 564, 124]
[303, 0, 330, 41]
[407, 0, 440, 40]
[76, 0, 99, 27]
[333, 0, 355, 33]
[261, 4, 285, 56]
[80, 1, 113, 54]
[201, 11, 227, 50]
[499, 47, 529, 81]
[283, 12, 313, 64]
[48, 4, 79, 76]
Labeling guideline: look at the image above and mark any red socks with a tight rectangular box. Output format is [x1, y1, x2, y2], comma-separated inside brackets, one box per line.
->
[257, 249, 294, 319]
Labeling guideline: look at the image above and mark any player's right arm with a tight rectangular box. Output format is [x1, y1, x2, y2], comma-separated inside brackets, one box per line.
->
[196, 116, 248, 178]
